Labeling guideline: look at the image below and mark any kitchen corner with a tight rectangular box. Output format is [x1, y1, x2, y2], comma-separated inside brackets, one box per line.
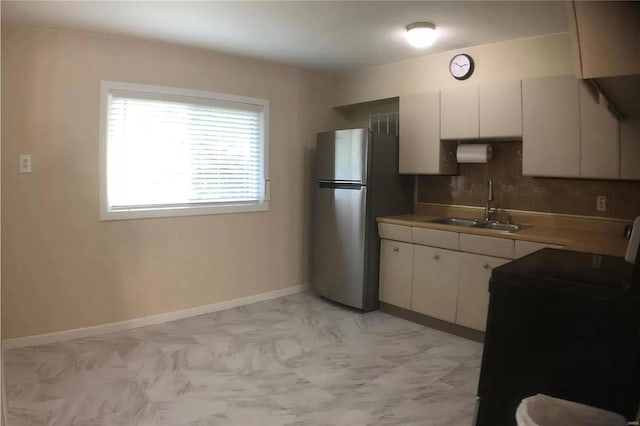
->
[3, 2, 639, 426]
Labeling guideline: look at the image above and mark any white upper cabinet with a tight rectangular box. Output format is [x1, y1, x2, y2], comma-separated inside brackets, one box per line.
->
[440, 86, 480, 140]
[522, 75, 581, 177]
[400, 74, 626, 180]
[399, 91, 457, 175]
[523, 75, 623, 179]
[579, 82, 620, 179]
[441, 82, 522, 140]
[479, 80, 523, 139]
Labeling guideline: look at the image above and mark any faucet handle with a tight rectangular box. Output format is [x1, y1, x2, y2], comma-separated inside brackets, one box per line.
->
[505, 212, 513, 224]
[494, 207, 513, 224]
[488, 205, 498, 220]
[487, 205, 504, 222]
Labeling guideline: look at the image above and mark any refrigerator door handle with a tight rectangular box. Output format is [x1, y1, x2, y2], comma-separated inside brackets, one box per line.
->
[318, 182, 364, 190]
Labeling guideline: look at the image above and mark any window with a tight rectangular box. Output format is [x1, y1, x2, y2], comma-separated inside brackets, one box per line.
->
[99, 81, 269, 220]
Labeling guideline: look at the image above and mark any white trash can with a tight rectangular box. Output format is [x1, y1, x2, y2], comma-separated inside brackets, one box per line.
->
[516, 394, 628, 426]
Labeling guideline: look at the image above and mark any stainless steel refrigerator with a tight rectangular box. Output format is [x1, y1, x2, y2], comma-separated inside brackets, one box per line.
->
[311, 128, 412, 311]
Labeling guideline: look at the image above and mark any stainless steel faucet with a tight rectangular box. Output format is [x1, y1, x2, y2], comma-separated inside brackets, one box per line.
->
[485, 178, 497, 221]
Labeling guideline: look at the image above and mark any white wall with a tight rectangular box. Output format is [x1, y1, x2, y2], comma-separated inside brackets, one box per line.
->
[0, 28, 579, 341]
[1, 27, 339, 339]
[335, 33, 573, 106]
[1, 16, 4, 426]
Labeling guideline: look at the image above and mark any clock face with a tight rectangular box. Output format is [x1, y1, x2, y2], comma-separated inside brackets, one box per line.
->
[450, 54, 474, 80]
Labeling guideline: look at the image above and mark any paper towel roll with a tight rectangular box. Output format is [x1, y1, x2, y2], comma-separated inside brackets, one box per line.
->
[456, 144, 492, 163]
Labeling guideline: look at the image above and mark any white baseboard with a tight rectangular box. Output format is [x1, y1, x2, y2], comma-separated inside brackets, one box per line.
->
[2, 284, 309, 350]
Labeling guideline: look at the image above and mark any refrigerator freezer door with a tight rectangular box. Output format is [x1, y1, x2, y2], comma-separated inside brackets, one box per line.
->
[312, 183, 368, 309]
[316, 129, 370, 184]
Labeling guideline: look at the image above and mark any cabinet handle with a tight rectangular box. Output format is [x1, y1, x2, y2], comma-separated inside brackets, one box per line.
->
[393, 246, 399, 252]
[482, 263, 490, 269]
[433, 254, 440, 260]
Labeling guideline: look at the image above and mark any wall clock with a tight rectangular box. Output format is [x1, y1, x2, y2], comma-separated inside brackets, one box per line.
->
[449, 54, 475, 80]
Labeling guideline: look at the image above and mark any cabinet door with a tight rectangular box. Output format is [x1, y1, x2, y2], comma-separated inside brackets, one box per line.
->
[479, 80, 523, 138]
[399, 92, 456, 175]
[621, 120, 640, 180]
[580, 82, 620, 179]
[411, 245, 459, 322]
[441, 86, 480, 140]
[522, 76, 581, 177]
[457, 253, 509, 331]
[379, 240, 414, 310]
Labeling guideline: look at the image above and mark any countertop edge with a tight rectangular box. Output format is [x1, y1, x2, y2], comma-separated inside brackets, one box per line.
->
[376, 215, 628, 258]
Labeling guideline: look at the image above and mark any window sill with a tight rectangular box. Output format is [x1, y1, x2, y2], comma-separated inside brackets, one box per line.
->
[99, 202, 269, 221]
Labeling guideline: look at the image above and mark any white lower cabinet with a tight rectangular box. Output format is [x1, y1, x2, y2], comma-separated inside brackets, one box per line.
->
[411, 245, 459, 323]
[456, 253, 510, 331]
[379, 239, 414, 310]
[379, 226, 564, 334]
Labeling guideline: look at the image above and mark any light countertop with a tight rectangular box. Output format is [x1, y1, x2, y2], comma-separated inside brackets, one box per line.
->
[377, 214, 629, 258]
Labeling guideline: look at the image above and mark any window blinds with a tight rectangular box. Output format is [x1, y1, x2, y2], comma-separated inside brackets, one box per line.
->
[106, 91, 264, 211]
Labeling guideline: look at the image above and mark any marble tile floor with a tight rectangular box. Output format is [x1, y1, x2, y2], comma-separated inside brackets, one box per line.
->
[4, 291, 483, 426]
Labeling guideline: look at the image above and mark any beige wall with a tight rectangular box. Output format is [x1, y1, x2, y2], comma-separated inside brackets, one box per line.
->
[1, 27, 339, 339]
[335, 32, 573, 106]
[0, 28, 581, 340]
[1, 17, 4, 426]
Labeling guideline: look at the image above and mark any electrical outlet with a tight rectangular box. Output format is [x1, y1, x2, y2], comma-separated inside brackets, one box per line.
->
[19, 154, 32, 173]
[596, 195, 606, 212]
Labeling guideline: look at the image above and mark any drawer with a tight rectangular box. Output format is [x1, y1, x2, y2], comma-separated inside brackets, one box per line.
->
[378, 223, 412, 243]
[459, 233, 515, 259]
[515, 240, 564, 258]
[412, 227, 459, 250]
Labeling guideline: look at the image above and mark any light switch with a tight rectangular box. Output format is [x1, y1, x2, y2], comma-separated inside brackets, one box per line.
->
[19, 154, 32, 173]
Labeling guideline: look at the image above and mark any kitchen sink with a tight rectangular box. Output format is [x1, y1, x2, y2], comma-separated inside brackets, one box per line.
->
[473, 222, 530, 232]
[430, 217, 479, 227]
[429, 217, 530, 233]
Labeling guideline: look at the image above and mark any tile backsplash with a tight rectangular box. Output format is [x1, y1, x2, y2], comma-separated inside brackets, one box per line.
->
[417, 142, 640, 220]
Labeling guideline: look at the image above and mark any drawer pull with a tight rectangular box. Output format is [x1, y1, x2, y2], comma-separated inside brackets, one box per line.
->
[482, 263, 490, 269]
[433, 254, 440, 260]
[393, 246, 399, 252]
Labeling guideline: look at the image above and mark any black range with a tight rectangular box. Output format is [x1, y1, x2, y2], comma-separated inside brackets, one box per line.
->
[476, 248, 640, 426]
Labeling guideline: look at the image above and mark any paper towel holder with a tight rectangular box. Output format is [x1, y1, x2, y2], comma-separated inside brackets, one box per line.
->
[456, 142, 492, 164]
[441, 149, 455, 164]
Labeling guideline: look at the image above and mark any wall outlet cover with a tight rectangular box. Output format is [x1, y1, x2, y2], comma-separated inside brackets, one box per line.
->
[19, 154, 32, 173]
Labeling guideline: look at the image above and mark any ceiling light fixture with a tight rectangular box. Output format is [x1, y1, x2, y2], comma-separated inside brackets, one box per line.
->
[405, 22, 437, 48]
